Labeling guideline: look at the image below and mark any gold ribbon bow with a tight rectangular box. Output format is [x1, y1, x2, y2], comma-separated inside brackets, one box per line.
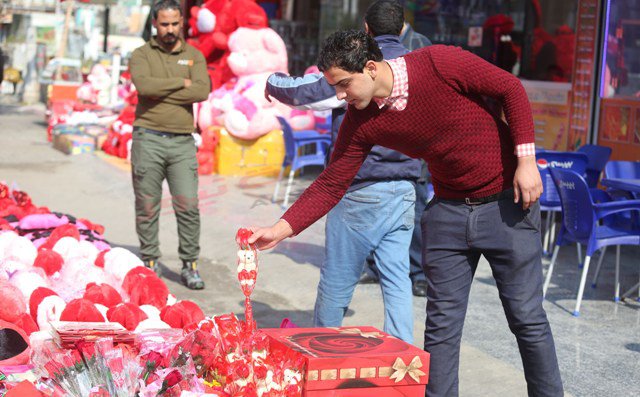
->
[389, 356, 426, 383]
[338, 328, 385, 339]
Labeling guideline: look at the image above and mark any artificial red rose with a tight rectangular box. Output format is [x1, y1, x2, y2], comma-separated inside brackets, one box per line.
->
[164, 369, 183, 388]
[253, 364, 267, 379]
[233, 361, 251, 379]
[146, 351, 164, 368]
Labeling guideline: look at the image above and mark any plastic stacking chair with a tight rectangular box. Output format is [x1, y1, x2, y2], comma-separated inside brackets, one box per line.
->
[577, 144, 612, 188]
[605, 160, 640, 179]
[542, 168, 640, 316]
[272, 117, 332, 208]
[536, 151, 589, 255]
[605, 160, 640, 199]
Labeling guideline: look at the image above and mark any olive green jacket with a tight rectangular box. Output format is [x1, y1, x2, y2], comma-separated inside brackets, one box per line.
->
[130, 37, 210, 133]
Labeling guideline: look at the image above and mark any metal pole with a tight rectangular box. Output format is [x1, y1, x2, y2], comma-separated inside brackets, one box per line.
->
[56, 0, 74, 59]
[103, 5, 109, 53]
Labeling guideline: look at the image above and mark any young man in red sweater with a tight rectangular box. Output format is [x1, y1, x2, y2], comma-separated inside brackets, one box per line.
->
[243, 30, 563, 396]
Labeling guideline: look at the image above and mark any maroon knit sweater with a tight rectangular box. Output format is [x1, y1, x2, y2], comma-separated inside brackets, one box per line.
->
[282, 45, 534, 234]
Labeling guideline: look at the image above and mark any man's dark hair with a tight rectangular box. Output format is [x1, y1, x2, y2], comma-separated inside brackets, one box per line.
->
[317, 30, 383, 73]
[364, 0, 404, 36]
[152, 0, 182, 20]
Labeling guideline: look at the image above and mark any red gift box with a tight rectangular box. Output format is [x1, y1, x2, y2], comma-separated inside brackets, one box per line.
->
[262, 326, 429, 397]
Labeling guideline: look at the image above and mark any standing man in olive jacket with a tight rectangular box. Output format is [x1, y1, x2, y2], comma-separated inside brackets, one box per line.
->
[129, 0, 210, 289]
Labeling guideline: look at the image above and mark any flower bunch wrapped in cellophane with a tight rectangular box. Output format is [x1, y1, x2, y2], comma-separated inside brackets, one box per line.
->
[134, 329, 204, 396]
[33, 339, 95, 396]
[92, 338, 141, 396]
[169, 313, 305, 397]
[33, 337, 142, 396]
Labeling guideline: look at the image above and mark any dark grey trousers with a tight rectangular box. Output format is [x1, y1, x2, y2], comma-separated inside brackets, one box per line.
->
[422, 198, 563, 397]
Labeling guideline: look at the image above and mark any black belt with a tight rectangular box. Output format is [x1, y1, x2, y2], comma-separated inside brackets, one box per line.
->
[137, 127, 189, 138]
[440, 189, 514, 205]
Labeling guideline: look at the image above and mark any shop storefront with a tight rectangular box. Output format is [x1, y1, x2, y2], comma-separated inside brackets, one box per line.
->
[310, 0, 640, 160]
[596, 0, 640, 160]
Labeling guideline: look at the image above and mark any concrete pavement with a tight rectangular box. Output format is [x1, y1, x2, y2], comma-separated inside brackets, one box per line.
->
[2, 102, 639, 396]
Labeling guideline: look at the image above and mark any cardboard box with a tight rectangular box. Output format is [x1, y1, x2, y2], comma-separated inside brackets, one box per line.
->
[263, 327, 429, 396]
[215, 127, 284, 177]
[80, 124, 108, 149]
[52, 133, 95, 155]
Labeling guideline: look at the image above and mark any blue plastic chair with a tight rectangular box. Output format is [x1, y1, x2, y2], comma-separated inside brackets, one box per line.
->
[536, 151, 589, 255]
[577, 144, 612, 188]
[542, 168, 640, 316]
[272, 117, 332, 207]
[604, 160, 640, 199]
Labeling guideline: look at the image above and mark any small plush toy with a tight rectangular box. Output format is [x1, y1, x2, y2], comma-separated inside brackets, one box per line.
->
[0, 320, 31, 366]
[10, 268, 48, 302]
[39, 224, 80, 250]
[83, 282, 123, 308]
[107, 303, 149, 331]
[29, 287, 58, 320]
[33, 248, 64, 276]
[0, 232, 37, 267]
[103, 247, 143, 282]
[35, 294, 66, 332]
[13, 313, 38, 336]
[160, 300, 205, 329]
[59, 298, 105, 322]
[0, 280, 27, 323]
[122, 266, 169, 309]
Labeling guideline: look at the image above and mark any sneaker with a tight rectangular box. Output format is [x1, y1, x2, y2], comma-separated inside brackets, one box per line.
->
[181, 261, 205, 290]
[144, 259, 162, 277]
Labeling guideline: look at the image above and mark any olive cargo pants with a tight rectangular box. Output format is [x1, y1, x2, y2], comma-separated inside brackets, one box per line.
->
[131, 128, 200, 262]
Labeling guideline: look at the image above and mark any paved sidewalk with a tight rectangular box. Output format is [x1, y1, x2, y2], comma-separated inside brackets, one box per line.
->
[2, 103, 639, 396]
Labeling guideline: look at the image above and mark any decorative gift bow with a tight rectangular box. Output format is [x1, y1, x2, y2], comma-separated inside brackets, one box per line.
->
[389, 356, 426, 383]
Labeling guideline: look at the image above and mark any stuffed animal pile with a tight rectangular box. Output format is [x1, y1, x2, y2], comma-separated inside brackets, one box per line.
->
[187, 0, 269, 89]
[101, 89, 138, 160]
[195, 27, 315, 140]
[76, 64, 112, 107]
[0, 183, 206, 367]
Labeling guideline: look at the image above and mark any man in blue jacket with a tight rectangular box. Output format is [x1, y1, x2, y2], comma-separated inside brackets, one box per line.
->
[265, 0, 429, 342]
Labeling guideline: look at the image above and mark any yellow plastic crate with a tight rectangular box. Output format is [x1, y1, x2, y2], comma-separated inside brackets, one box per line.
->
[215, 128, 284, 177]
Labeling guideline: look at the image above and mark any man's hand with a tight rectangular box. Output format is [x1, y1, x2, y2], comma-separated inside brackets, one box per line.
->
[237, 219, 294, 250]
[184, 79, 192, 88]
[513, 155, 543, 209]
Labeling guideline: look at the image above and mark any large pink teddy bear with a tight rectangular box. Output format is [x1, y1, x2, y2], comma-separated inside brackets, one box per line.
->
[201, 27, 314, 140]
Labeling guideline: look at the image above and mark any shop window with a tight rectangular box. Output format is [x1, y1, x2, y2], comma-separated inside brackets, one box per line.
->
[600, 104, 631, 143]
[402, 0, 578, 82]
[600, 0, 640, 99]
